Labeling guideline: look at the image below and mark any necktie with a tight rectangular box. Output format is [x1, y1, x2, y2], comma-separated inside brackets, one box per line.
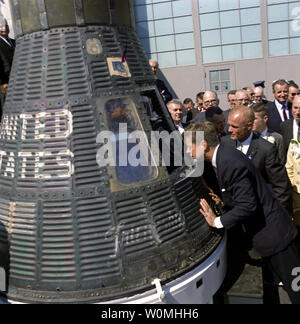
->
[282, 105, 288, 121]
[213, 166, 217, 176]
[298, 122, 300, 140]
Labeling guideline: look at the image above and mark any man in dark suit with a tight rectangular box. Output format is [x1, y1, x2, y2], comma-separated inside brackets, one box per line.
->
[205, 106, 227, 140]
[280, 95, 300, 154]
[149, 59, 173, 104]
[185, 121, 300, 303]
[252, 102, 286, 164]
[221, 106, 292, 216]
[267, 79, 292, 133]
[0, 17, 15, 119]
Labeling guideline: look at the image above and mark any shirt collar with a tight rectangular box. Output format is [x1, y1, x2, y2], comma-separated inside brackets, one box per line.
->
[212, 144, 220, 169]
[238, 132, 253, 147]
[261, 128, 268, 137]
[275, 99, 286, 109]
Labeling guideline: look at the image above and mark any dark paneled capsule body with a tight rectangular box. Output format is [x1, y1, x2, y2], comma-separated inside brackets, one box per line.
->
[0, 0, 224, 303]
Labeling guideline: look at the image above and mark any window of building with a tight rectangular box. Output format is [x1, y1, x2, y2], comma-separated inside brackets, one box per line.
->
[133, 0, 196, 68]
[199, 0, 262, 63]
[209, 69, 231, 94]
[267, 0, 300, 56]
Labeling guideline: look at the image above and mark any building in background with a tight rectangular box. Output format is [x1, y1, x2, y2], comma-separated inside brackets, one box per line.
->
[133, 0, 300, 109]
[2, 0, 300, 110]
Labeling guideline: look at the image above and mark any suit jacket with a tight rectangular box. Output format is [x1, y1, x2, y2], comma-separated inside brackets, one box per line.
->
[286, 142, 300, 226]
[190, 109, 230, 127]
[263, 129, 286, 165]
[156, 79, 173, 104]
[0, 36, 15, 85]
[216, 144, 297, 257]
[267, 100, 293, 133]
[280, 118, 294, 154]
[221, 133, 292, 215]
[190, 111, 206, 123]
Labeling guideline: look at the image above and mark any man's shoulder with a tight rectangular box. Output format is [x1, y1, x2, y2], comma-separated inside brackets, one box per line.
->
[191, 111, 205, 122]
[268, 130, 283, 141]
[280, 119, 294, 132]
[267, 100, 277, 111]
[252, 134, 278, 157]
[217, 144, 251, 173]
[281, 118, 294, 127]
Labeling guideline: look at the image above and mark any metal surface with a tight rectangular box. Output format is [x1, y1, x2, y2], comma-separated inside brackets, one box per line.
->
[0, 0, 224, 303]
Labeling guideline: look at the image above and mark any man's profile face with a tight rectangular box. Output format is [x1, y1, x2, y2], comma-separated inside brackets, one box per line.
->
[212, 114, 226, 134]
[253, 112, 267, 133]
[185, 136, 204, 162]
[228, 112, 252, 142]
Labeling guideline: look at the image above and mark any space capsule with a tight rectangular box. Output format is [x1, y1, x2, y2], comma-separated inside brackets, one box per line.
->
[0, 0, 226, 304]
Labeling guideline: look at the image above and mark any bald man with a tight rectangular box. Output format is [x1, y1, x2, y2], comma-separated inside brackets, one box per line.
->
[149, 59, 173, 104]
[221, 106, 292, 216]
[191, 90, 222, 123]
[235, 90, 251, 107]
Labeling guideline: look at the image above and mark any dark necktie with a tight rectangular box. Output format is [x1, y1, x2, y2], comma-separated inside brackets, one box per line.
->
[213, 166, 217, 176]
[298, 122, 300, 140]
[282, 105, 288, 121]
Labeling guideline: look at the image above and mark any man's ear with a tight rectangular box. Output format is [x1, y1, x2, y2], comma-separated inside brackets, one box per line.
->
[203, 140, 209, 153]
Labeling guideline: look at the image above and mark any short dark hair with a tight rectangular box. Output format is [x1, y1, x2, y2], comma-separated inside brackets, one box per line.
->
[272, 79, 288, 92]
[288, 80, 299, 90]
[205, 106, 223, 120]
[252, 102, 269, 118]
[227, 90, 236, 97]
[183, 98, 193, 105]
[196, 92, 204, 100]
[185, 121, 219, 147]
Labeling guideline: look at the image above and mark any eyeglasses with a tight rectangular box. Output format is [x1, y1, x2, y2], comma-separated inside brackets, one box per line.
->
[236, 98, 250, 103]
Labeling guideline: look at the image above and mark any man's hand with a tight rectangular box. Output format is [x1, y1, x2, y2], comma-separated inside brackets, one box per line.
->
[200, 199, 217, 228]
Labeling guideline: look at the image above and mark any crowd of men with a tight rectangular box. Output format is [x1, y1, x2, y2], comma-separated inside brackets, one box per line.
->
[150, 59, 300, 304]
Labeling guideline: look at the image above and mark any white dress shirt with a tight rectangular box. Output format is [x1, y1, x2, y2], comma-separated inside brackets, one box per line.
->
[237, 132, 253, 155]
[275, 99, 290, 121]
[177, 122, 185, 135]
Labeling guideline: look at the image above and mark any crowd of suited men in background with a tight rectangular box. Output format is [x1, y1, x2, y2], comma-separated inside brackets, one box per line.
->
[149, 59, 300, 241]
